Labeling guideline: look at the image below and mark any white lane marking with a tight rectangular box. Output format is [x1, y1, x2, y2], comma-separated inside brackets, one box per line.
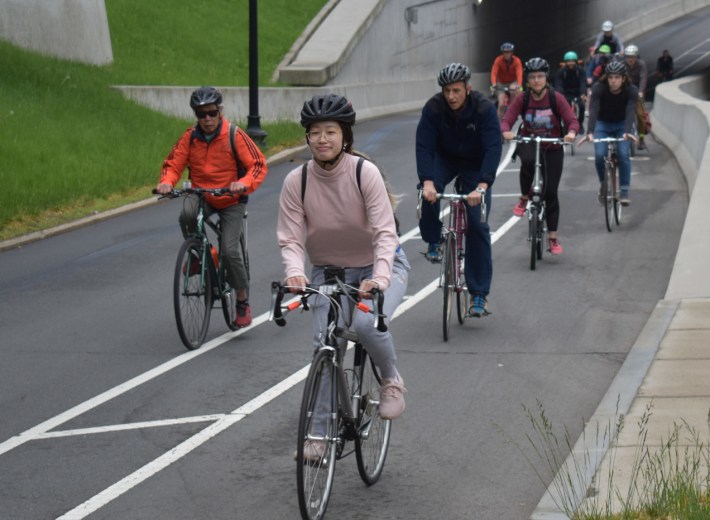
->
[24, 144, 523, 518]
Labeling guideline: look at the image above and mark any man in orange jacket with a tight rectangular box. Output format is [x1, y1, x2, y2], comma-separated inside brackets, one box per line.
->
[156, 86, 267, 327]
[490, 42, 524, 119]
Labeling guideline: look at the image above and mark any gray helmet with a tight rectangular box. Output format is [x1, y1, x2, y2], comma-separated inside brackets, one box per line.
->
[602, 20, 614, 31]
[189, 86, 222, 110]
[500, 42, 514, 52]
[300, 93, 356, 128]
[605, 59, 627, 75]
[524, 57, 550, 77]
[437, 62, 471, 87]
[624, 44, 639, 57]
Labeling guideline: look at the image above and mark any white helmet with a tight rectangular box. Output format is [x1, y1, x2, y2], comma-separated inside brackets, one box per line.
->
[624, 44, 639, 56]
[602, 20, 614, 31]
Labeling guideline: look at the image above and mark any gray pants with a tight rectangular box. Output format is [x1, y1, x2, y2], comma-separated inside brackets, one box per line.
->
[178, 195, 248, 292]
[309, 247, 410, 380]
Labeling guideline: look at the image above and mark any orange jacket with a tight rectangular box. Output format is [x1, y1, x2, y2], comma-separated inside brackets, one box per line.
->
[490, 55, 523, 85]
[160, 118, 267, 209]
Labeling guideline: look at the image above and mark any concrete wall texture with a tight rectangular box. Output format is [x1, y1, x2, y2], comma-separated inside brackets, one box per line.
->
[0, 0, 112, 65]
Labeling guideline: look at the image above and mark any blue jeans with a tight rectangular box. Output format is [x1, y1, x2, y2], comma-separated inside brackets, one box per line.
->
[593, 120, 631, 193]
[418, 156, 493, 297]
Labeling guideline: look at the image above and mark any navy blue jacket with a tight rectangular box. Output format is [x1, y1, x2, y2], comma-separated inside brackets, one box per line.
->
[416, 91, 502, 188]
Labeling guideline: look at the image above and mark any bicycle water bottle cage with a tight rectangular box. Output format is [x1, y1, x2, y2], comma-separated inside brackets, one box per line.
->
[324, 266, 346, 284]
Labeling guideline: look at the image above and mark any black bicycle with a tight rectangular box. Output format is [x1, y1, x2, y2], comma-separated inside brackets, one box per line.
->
[513, 136, 569, 270]
[155, 187, 249, 350]
[592, 137, 626, 232]
[271, 275, 390, 520]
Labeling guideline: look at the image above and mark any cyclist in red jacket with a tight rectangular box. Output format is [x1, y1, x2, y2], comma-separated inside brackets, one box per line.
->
[490, 42, 524, 119]
[156, 86, 267, 327]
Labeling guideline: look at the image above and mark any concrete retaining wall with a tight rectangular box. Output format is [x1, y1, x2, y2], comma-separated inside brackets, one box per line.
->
[651, 75, 710, 300]
[0, 0, 112, 65]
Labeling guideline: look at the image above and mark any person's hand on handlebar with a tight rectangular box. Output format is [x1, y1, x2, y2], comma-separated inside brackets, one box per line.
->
[577, 133, 593, 147]
[229, 181, 248, 194]
[358, 279, 380, 299]
[624, 133, 639, 144]
[421, 180, 438, 203]
[155, 182, 173, 195]
[285, 275, 309, 294]
[563, 131, 577, 143]
[502, 131, 516, 141]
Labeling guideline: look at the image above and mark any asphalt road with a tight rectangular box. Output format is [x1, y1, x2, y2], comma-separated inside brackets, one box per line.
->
[1, 10, 708, 520]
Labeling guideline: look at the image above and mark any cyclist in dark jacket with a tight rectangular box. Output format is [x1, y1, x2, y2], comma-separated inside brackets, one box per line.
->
[416, 62, 502, 317]
[554, 51, 587, 132]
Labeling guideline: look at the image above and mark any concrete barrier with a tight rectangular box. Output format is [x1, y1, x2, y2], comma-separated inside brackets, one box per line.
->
[0, 0, 112, 65]
[651, 75, 710, 300]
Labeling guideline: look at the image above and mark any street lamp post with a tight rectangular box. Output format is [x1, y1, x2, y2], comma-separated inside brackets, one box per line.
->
[246, 0, 267, 145]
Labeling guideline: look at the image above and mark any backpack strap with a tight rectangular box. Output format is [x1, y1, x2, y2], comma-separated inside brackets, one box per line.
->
[229, 123, 247, 180]
[301, 162, 308, 204]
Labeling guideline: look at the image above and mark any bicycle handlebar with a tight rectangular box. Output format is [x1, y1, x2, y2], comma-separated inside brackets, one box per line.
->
[270, 280, 388, 333]
[590, 137, 628, 143]
[513, 136, 571, 145]
[417, 190, 487, 224]
[152, 187, 234, 199]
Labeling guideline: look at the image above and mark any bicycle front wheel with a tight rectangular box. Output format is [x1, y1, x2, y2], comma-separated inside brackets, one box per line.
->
[604, 162, 614, 232]
[297, 350, 338, 520]
[174, 238, 213, 350]
[529, 207, 539, 271]
[442, 233, 455, 341]
[355, 345, 391, 485]
[612, 166, 623, 226]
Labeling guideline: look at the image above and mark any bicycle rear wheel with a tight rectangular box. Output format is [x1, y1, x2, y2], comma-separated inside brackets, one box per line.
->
[604, 163, 614, 232]
[442, 233, 455, 341]
[529, 207, 539, 271]
[174, 238, 213, 350]
[297, 349, 338, 520]
[354, 345, 391, 485]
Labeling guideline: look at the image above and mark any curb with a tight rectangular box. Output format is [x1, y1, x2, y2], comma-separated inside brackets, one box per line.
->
[529, 298, 679, 519]
[0, 144, 308, 253]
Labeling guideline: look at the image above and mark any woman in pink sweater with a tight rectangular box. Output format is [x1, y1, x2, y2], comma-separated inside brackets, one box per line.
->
[277, 94, 410, 458]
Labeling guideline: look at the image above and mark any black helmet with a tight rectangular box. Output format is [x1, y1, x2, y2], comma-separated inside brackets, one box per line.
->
[190, 86, 222, 110]
[300, 93, 356, 128]
[437, 62, 471, 87]
[605, 59, 627, 75]
[500, 42, 514, 52]
[524, 57, 550, 76]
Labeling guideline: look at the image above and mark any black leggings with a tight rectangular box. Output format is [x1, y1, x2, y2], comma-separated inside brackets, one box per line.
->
[518, 144, 564, 233]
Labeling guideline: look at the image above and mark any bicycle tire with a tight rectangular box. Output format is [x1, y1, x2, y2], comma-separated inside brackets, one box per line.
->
[354, 345, 391, 485]
[442, 233, 455, 341]
[456, 289, 467, 325]
[612, 163, 622, 226]
[604, 162, 614, 232]
[221, 284, 238, 331]
[174, 237, 213, 350]
[297, 349, 338, 520]
[529, 207, 539, 271]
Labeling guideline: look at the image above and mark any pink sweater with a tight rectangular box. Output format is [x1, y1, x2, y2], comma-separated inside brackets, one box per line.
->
[277, 154, 399, 290]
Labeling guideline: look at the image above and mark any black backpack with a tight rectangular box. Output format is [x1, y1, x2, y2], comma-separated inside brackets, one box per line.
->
[300, 157, 401, 236]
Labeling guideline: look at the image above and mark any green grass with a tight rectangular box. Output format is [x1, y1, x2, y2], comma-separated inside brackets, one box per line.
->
[0, 0, 325, 240]
[499, 400, 710, 520]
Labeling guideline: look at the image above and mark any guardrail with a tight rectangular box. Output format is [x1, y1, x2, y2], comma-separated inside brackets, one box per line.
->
[651, 74, 710, 299]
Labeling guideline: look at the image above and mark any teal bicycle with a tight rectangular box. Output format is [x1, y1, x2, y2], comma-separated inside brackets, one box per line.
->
[155, 187, 249, 350]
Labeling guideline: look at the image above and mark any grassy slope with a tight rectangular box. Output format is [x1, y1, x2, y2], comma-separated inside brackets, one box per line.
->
[0, 0, 325, 239]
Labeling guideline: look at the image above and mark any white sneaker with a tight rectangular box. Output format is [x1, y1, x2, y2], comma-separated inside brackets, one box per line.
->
[379, 375, 406, 419]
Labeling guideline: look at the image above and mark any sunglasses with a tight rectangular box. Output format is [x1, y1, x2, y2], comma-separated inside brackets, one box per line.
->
[196, 109, 220, 119]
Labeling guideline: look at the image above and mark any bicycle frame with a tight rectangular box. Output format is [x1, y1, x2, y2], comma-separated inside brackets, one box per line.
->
[592, 137, 625, 231]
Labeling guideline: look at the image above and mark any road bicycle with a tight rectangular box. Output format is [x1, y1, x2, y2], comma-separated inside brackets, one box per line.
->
[154, 186, 249, 350]
[417, 188, 486, 341]
[513, 136, 569, 270]
[591, 137, 626, 232]
[490, 84, 518, 119]
[270, 275, 390, 520]
[564, 96, 582, 156]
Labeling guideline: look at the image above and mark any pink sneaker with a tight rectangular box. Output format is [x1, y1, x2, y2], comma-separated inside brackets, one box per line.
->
[379, 375, 406, 419]
[548, 238, 564, 255]
[234, 301, 252, 327]
[513, 197, 527, 217]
